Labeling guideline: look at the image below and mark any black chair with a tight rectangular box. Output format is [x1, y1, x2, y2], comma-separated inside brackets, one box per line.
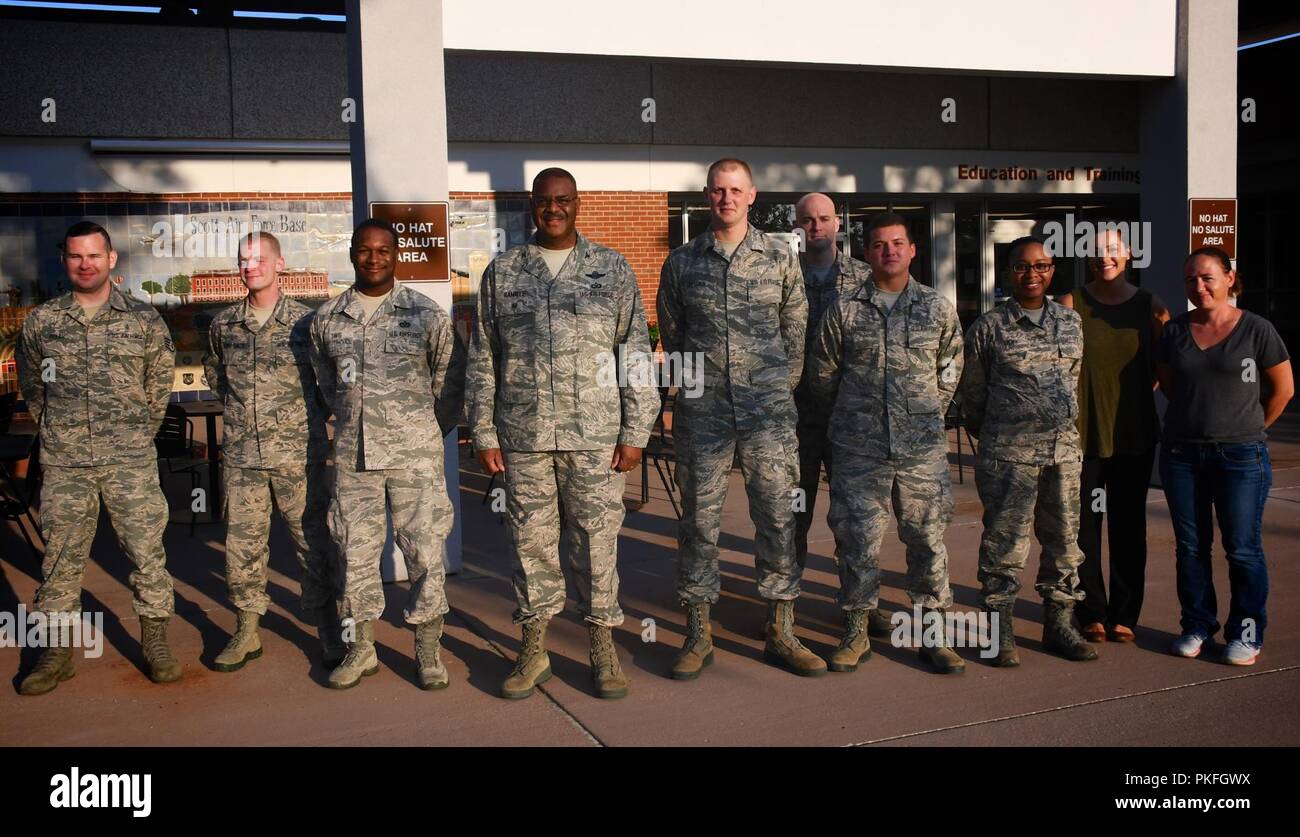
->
[0, 392, 45, 558]
[155, 405, 208, 535]
[642, 388, 681, 519]
[944, 402, 977, 484]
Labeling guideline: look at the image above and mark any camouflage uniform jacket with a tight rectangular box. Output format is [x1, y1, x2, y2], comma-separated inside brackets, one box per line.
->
[957, 298, 1083, 465]
[656, 225, 807, 432]
[17, 284, 174, 467]
[808, 276, 963, 460]
[308, 283, 464, 471]
[204, 293, 328, 468]
[796, 249, 872, 423]
[467, 233, 659, 453]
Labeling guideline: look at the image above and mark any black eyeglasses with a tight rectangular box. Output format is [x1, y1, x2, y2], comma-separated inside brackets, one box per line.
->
[1011, 262, 1054, 275]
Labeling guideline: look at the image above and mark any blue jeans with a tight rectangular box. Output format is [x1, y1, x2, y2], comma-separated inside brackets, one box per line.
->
[1159, 441, 1271, 645]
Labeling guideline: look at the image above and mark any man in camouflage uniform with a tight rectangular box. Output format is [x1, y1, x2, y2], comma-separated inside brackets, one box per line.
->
[957, 235, 1097, 667]
[808, 212, 965, 674]
[791, 193, 892, 640]
[657, 158, 825, 679]
[468, 168, 659, 700]
[203, 231, 341, 673]
[309, 219, 465, 691]
[16, 221, 181, 694]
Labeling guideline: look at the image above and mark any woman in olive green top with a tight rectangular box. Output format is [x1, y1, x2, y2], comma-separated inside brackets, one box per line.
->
[1060, 228, 1170, 642]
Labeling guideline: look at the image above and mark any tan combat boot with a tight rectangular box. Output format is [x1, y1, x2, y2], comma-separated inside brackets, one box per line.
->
[1043, 601, 1099, 662]
[917, 608, 966, 674]
[327, 619, 379, 689]
[214, 610, 262, 672]
[671, 602, 714, 681]
[589, 624, 629, 699]
[317, 605, 346, 670]
[19, 623, 74, 696]
[500, 618, 551, 699]
[415, 616, 449, 690]
[140, 616, 183, 683]
[764, 599, 827, 677]
[828, 608, 872, 672]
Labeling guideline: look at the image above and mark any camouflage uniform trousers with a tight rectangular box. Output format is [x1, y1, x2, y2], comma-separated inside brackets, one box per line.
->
[501, 449, 626, 627]
[223, 461, 338, 617]
[34, 462, 172, 618]
[329, 464, 453, 625]
[974, 452, 1085, 609]
[793, 408, 833, 570]
[673, 402, 802, 604]
[827, 448, 954, 611]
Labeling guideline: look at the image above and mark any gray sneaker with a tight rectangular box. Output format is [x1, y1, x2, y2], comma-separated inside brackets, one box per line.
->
[1221, 640, 1260, 666]
[1170, 632, 1208, 658]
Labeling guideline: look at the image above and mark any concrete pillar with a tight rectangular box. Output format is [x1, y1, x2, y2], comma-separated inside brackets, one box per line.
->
[932, 200, 957, 306]
[1140, 0, 1237, 314]
[346, 0, 462, 577]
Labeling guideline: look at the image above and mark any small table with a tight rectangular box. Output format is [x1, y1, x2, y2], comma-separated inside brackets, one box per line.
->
[172, 399, 224, 520]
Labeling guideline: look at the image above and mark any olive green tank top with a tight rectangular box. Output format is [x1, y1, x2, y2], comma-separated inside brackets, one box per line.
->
[1071, 286, 1160, 457]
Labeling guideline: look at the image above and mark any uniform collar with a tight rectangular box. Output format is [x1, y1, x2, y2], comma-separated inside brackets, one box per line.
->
[855, 275, 918, 310]
[700, 224, 763, 260]
[522, 231, 589, 283]
[55, 283, 130, 323]
[1005, 297, 1055, 327]
[801, 249, 868, 285]
[234, 291, 295, 326]
[340, 282, 403, 321]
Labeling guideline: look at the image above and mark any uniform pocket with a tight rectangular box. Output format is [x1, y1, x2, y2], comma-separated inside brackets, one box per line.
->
[749, 364, 790, 388]
[906, 322, 939, 349]
[384, 337, 423, 355]
[907, 394, 941, 415]
[747, 280, 782, 306]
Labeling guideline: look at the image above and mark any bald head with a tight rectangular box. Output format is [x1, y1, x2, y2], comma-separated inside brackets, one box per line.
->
[794, 192, 840, 261]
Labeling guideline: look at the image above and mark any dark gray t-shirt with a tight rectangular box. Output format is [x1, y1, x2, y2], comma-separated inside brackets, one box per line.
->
[1157, 309, 1290, 443]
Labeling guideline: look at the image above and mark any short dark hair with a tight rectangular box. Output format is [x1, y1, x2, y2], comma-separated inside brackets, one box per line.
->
[1185, 246, 1240, 296]
[864, 212, 911, 244]
[1008, 235, 1048, 264]
[706, 157, 753, 185]
[61, 220, 112, 253]
[351, 218, 399, 249]
[532, 167, 577, 192]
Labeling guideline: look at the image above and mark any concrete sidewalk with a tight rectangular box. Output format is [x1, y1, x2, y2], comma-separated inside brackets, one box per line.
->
[2, 420, 1298, 747]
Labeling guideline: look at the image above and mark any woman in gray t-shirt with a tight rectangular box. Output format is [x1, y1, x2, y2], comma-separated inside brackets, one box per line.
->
[1155, 247, 1294, 666]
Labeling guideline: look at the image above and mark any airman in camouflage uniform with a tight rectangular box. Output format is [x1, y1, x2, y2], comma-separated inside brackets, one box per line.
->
[791, 193, 894, 641]
[958, 236, 1097, 667]
[808, 213, 965, 674]
[203, 232, 341, 673]
[468, 169, 659, 700]
[16, 222, 181, 695]
[657, 158, 826, 680]
[309, 219, 466, 691]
